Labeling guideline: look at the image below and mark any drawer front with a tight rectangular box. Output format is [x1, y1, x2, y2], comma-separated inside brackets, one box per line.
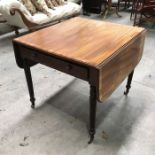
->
[21, 46, 89, 81]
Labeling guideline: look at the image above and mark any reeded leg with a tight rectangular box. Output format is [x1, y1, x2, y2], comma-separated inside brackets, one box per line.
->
[124, 70, 134, 96]
[23, 59, 35, 108]
[88, 85, 97, 144]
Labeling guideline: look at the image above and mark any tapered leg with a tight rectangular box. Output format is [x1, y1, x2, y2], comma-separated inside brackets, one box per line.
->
[124, 70, 134, 95]
[23, 59, 35, 108]
[88, 85, 97, 144]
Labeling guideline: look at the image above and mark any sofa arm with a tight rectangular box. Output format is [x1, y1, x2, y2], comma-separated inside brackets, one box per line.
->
[0, 0, 37, 28]
[10, 7, 38, 28]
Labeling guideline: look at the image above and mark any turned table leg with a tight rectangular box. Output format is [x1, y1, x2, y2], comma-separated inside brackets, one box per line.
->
[124, 70, 134, 95]
[88, 85, 97, 144]
[23, 59, 35, 108]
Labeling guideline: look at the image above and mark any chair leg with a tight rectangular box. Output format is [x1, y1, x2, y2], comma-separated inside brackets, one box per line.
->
[138, 14, 143, 26]
[133, 11, 138, 25]
[14, 26, 19, 35]
[117, 0, 121, 11]
[130, 2, 135, 20]
[116, 6, 122, 17]
[130, 11, 134, 20]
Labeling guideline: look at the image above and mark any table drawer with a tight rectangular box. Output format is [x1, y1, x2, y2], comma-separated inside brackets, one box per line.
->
[21, 46, 89, 81]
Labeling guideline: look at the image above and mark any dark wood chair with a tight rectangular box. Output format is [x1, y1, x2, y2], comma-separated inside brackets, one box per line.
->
[118, 0, 133, 11]
[133, 0, 155, 25]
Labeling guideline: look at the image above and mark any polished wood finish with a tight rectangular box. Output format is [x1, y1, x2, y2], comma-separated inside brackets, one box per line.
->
[14, 17, 145, 67]
[98, 31, 145, 101]
[124, 70, 134, 95]
[23, 59, 35, 108]
[14, 17, 146, 102]
[21, 46, 89, 81]
[88, 85, 97, 144]
[13, 17, 146, 143]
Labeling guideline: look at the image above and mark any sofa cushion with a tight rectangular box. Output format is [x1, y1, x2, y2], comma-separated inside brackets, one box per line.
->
[0, 0, 81, 29]
[32, 2, 81, 24]
[31, 0, 50, 15]
[55, 0, 64, 5]
[51, 0, 59, 7]
[20, 0, 37, 15]
[0, 0, 34, 28]
[45, 0, 55, 9]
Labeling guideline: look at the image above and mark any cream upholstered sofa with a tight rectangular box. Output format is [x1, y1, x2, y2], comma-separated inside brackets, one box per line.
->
[0, 0, 81, 33]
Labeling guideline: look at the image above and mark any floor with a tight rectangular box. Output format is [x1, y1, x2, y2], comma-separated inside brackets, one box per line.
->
[0, 12, 155, 155]
[0, 22, 13, 35]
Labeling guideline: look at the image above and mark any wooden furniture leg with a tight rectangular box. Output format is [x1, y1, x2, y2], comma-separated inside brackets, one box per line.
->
[13, 26, 19, 35]
[124, 70, 134, 95]
[88, 85, 97, 144]
[23, 59, 35, 108]
[115, 6, 122, 17]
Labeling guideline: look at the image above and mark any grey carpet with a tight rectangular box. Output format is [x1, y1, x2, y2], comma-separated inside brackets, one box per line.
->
[0, 23, 13, 35]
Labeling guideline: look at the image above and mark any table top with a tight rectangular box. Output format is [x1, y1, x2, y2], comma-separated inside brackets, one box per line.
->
[14, 17, 145, 68]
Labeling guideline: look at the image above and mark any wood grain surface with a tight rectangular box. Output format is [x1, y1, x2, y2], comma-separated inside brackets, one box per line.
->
[14, 17, 145, 68]
[14, 17, 146, 102]
[98, 32, 146, 101]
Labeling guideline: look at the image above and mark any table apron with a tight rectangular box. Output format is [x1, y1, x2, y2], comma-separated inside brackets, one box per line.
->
[21, 46, 89, 81]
